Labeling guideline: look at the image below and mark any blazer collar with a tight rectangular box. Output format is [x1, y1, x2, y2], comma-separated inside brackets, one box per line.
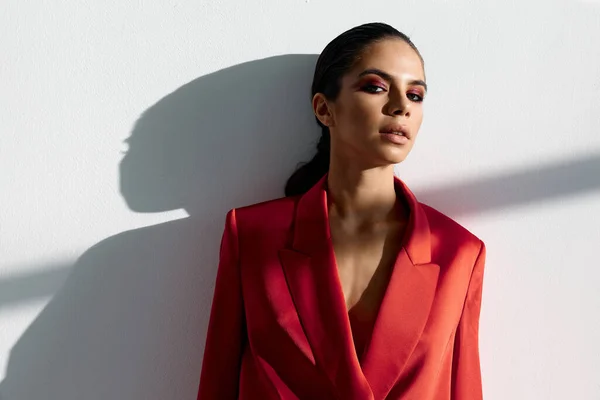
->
[278, 173, 440, 399]
[292, 173, 433, 265]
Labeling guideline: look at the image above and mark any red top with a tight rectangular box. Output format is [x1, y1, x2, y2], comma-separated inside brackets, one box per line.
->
[348, 301, 377, 362]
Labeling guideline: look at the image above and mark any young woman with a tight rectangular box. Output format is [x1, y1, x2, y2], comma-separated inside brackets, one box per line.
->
[197, 22, 486, 400]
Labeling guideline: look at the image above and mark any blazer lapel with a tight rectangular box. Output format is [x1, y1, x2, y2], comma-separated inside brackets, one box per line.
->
[278, 174, 373, 399]
[361, 176, 440, 398]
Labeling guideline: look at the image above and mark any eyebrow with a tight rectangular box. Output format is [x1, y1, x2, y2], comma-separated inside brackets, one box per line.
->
[357, 68, 428, 92]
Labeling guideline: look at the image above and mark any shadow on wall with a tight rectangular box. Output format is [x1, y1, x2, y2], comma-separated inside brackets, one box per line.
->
[0, 54, 320, 400]
[415, 153, 600, 217]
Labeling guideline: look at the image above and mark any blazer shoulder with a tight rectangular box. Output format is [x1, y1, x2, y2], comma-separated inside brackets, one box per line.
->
[419, 202, 484, 250]
[231, 195, 299, 234]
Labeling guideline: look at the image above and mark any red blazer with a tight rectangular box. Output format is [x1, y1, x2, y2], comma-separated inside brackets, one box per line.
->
[197, 174, 486, 399]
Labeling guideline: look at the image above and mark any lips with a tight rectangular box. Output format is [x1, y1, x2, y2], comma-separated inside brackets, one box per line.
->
[380, 123, 410, 139]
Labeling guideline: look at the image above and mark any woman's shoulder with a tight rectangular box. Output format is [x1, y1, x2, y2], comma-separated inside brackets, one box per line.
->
[227, 195, 301, 233]
[419, 201, 484, 247]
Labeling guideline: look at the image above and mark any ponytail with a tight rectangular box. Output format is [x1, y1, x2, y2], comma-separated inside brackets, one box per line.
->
[284, 126, 330, 197]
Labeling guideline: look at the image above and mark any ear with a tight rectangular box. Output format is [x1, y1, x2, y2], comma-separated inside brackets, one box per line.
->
[312, 93, 335, 127]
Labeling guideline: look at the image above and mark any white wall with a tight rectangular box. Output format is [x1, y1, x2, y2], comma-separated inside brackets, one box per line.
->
[1, 0, 599, 399]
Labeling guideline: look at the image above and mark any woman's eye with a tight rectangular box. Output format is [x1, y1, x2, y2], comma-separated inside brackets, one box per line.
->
[362, 84, 385, 93]
[407, 92, 424, 102]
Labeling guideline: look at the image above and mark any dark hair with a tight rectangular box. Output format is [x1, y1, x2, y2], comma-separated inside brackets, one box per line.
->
[284, 22, 424, 197]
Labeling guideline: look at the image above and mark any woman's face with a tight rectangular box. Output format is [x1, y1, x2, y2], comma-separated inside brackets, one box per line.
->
[315, 38, 426, 168]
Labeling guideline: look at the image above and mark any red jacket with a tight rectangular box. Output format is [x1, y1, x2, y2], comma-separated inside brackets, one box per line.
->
[197, 174, 486, 399]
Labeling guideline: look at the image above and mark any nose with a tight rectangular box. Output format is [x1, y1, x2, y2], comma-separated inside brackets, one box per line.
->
[387, 93, 411, 118]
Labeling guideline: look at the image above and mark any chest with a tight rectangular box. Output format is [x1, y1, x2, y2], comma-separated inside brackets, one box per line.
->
[329, 222, 407, 311]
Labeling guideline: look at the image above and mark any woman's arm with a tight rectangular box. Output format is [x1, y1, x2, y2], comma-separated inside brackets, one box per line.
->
[451, 240, 486, 399]
[197, 209, 245, 399]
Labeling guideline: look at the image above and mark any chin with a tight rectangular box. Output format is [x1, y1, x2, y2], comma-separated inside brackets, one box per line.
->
[389, 156, 409, 165]
[379, 147, 412, 165]
[369, 153, 409, 167]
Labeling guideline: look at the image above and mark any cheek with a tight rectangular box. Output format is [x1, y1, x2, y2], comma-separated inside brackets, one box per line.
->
[338, 97, 380, 128]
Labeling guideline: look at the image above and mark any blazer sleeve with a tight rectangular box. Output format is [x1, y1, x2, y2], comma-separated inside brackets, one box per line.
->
[197, 209, 245, 400]
[451, 240, 486, 399]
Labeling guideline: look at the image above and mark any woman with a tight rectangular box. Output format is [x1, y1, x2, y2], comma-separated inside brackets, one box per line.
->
[197, 22, 486, 399]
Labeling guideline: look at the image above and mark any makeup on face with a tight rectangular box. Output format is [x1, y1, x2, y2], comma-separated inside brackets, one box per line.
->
[354, 68, 427, 101]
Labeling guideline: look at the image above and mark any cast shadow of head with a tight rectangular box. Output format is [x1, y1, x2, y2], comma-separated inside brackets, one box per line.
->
[0, 54, 319, 400]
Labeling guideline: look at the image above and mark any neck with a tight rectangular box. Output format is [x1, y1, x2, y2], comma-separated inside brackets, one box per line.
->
[326, 160, 400, 225]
